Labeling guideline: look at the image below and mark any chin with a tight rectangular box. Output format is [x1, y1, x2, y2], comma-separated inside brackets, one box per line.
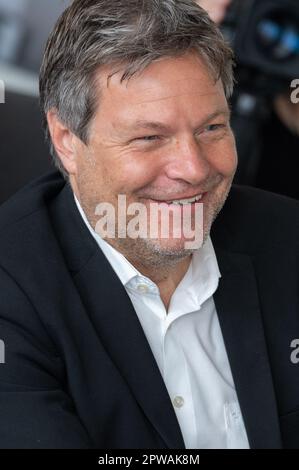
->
[143, 237, 202, 257]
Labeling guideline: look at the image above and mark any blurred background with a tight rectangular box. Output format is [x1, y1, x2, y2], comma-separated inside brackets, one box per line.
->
[0, 0, 70, 204]
[0, 0, 298, 205]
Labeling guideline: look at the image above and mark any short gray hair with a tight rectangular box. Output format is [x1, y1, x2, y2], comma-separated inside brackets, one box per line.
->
[39, 0, 234, 177]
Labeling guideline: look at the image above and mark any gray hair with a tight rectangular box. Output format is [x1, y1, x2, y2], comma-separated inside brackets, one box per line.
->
[39, 0, 234, 177]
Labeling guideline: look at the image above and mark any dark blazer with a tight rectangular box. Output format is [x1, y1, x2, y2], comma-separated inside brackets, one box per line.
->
[0, 171, 298, 449]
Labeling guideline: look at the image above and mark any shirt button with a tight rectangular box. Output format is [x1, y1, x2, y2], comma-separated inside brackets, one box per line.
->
[173, 396, 184, 408]
[137, 284, 149, 294]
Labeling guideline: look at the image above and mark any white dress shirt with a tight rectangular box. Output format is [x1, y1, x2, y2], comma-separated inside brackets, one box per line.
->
[74, 196, 250, 449]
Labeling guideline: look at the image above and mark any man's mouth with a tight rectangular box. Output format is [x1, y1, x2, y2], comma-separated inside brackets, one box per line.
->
[148, 192, 207, 206]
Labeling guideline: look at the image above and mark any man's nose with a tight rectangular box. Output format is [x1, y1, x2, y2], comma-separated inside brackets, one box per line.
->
[164, 136, 211, 185]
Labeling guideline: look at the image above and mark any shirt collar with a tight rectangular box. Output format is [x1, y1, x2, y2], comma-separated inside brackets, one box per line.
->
[74, 194, 139, 286]
[168, 236, 221, 317]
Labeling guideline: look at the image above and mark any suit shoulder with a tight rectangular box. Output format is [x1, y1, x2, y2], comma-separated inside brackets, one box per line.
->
[228, 184, 299, 219]
[0, 171, 66, 259]
[0, 171, 65, 234]
[213, 184, 299, 252]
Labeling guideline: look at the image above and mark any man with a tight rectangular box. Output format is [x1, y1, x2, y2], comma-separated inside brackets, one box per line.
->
[0, 0, 298, 449]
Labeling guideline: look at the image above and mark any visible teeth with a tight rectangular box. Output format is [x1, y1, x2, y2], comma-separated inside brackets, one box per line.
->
[169, 194, 203, 205]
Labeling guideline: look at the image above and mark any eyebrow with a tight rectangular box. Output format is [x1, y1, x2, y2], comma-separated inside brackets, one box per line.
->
[122, 108, 231, 133]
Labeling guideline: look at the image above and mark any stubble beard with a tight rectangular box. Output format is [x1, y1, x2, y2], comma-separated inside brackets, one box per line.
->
[76, 166, 234, 271]
[106, 178, 233, 270]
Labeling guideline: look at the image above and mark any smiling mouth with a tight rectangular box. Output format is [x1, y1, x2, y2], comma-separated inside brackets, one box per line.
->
[147, 192, 208, 205]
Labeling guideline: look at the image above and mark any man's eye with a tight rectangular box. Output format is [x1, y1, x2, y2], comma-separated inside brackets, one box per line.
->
[135, 135, 161, 142]
[204, 124, 226, 132]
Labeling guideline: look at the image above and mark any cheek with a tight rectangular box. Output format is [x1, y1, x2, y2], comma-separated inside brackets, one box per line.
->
[207, 138, 238, 177]
[109, 151, 161, 191]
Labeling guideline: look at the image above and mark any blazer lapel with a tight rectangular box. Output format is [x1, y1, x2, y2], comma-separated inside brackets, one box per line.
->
[212, 245, 282, 449]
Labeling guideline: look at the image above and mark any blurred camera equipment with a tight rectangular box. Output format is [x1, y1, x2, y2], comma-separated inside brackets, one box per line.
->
[222, 0, 299, 184]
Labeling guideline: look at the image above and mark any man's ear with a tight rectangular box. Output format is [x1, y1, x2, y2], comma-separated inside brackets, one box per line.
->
[47, 109, 80, 175]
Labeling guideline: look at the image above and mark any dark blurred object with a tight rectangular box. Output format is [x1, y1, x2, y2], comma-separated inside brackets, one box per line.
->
[256, 108, 299, 200]
[0, 91, 52, 205]
[222, 0, 299, 185]
[223, 0, 299, 89]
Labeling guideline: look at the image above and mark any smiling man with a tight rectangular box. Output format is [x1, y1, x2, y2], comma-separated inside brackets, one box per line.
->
[0, 0, 299, 450]
[47, 49, 237, 310]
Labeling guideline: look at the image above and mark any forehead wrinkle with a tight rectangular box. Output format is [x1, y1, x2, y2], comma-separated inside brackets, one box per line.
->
[127, 76, 213, 91]
[133, 91, 220, 106]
